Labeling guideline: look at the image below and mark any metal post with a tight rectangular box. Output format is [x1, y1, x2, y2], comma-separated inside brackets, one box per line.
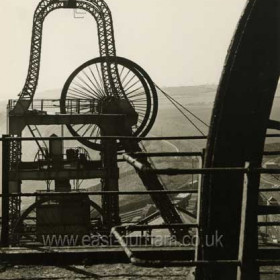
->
[190, 150, 204, 279]
[1, 135, 10, 246]
[101, 136, 120, 230]
[237, 163, 260, 280]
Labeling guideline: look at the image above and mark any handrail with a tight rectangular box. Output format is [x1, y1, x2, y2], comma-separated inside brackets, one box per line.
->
[2, 133, 280, 141]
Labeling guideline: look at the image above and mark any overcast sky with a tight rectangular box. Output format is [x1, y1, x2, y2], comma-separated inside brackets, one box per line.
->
[0, 0, 245, 99]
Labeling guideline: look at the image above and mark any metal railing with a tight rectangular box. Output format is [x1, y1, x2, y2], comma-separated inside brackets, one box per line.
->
[0, 134, 280, 270]
[34, 146, 92, 162]
[8, 99, 98, 114]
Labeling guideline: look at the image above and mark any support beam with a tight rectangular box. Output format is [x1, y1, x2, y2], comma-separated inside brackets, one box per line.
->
[125, 152, 203, 158]
[237, 164, 259, 280]
[267, 119, 280, 130]
[9, 113, 125, 135]
[9, 169, 105, 181]
[258, 206, 280, 215]
[101, 137, 120, 230]
[1, 136, 9, 246]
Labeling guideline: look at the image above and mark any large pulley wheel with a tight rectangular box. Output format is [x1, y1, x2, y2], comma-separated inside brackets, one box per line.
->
[60, 56, 158, 151]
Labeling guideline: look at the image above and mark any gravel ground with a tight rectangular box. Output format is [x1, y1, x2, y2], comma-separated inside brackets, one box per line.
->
[0, 264, 194, 280]
[0, 264, 280, 279]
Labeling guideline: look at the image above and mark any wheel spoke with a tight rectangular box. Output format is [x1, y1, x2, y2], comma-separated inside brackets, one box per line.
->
[70, 86, 94, 98]
[90, 125, 98, 137]
[130, 98, 147, 102]
[123, 74, 137, 90]
[82, 124, 93, 137]
[76, 75, 101, 99]
[82, 70, 105, 98]
[133, 103, 147, 107]
[127, 91, 146, 99]
[124, 79, 140, 92]
[73, 81, 99, 99]
[95, 64, 105, 94]
[76, 124, 86, 133]
[89, 66, 106, 96]
[121, 68, 131, 85]
[94, 127, 100, 143]
[68, 88, 96, 100]
[119, 65, 125, 77]
[133, 104, 148, 109]
[126, 86, 143, 96]
[131, 101, 147, 106]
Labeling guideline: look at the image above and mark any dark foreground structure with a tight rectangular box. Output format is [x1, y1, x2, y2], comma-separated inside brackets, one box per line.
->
[1, 0, 280, 279]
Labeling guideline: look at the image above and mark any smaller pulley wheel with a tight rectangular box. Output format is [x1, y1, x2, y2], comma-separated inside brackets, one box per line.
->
[13, 198, 103, 245]
[60, 56, 158, 151]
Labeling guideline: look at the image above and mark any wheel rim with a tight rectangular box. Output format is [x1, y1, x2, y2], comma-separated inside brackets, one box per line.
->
[13, 198, 103, 245]
[60, 56, 158, 151]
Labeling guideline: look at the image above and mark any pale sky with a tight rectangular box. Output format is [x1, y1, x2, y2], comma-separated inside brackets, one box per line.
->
[0, 0, 246, 99]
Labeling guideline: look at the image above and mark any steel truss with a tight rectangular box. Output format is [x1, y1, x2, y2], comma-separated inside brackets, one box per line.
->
[15, 0, 126, 112]
[8, 0, 128, 241]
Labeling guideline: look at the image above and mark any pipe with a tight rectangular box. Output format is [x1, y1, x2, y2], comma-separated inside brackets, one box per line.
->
[111, 225, 240, 267]
[0, 189, 198, 198]
[125, 152, 203, 158]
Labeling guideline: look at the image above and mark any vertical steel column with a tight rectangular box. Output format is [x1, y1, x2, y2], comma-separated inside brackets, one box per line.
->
[1, 135, 10, 246]
[8, 138, 22, 245]
[101, 137, 120, 231]
[237, 163, 259, 280]
[195, 150, 205, 259]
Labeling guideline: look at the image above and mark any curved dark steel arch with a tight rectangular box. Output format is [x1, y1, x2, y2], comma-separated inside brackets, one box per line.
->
[197, 0, 280, 279]
[15, 0, 125, 113]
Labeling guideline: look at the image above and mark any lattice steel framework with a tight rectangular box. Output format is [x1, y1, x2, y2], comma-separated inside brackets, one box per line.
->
[16, 0, 126, 112]
[8, 139, 21, 243]
[7, 0, 185, 243]
[9, 0, 131, 240]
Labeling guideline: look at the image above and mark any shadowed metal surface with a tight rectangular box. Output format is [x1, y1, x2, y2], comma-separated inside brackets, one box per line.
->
[197, 0, 280, 279]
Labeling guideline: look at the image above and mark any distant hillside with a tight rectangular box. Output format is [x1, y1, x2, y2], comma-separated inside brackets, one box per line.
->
[163, 84, 217, 97]
[35, 85, 218, 100]
[158, 85, 217, 107]
[5, 85, 218, 110]
[0, 85, 216, 136]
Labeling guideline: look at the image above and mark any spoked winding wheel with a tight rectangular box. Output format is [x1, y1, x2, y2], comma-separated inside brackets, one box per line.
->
[13, 198, 103, 245]
[60, 56, 158, 150]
